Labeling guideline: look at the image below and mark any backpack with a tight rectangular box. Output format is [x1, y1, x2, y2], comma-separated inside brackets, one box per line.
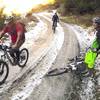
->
[84, 49, 97, 69]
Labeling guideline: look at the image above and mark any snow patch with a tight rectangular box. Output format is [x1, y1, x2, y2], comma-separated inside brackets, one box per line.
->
[11, 13, 64, 100]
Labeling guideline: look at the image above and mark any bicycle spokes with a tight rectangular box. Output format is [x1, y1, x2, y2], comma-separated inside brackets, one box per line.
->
[18, 48, 29, 67]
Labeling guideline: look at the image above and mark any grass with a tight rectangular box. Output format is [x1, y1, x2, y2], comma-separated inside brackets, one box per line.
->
[60, 12, 100, 28]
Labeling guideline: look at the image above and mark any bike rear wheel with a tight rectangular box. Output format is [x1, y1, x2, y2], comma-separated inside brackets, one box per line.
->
[46, 68, 69, 77]
[18, 48, 29, 67]
[0, 60, 9, 85]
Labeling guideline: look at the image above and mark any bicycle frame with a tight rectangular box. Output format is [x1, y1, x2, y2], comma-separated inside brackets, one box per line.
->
[0, 45, 29, 67]
[0, 45, 16, 65]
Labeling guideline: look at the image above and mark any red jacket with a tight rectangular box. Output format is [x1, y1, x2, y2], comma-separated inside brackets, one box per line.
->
[3, 22, 25, 44]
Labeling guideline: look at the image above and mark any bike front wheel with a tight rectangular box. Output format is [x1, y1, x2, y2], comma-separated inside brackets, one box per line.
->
[18, 48, 29, 67]
[0, 60, 9, 85]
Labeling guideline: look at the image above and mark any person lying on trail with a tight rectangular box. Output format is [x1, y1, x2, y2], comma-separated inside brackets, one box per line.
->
[0, 16, 26, 65]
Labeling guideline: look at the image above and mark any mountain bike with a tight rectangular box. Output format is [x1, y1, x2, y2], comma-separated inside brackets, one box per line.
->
[52, 21, 57, 33]
[0, 44, 29, 67]
[46, 46, 99, 78]
[45, 55, 90, 78]
[0, 60, 9, 85]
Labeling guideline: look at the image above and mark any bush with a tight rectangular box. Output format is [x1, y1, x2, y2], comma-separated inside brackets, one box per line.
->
[56, 0, 100, 15]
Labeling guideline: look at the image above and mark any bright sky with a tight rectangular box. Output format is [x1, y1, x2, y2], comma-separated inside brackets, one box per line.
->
[0, 0, 55, 15]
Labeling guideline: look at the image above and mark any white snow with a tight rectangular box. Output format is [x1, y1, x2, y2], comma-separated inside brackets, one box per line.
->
[11, 12, 64, 100]
[1, 11, 99, 100]
[23, 15, 47, 48]
[67, 24, 96, 51]
[0, 13, 48, 94]
[68, 24, 99, 100]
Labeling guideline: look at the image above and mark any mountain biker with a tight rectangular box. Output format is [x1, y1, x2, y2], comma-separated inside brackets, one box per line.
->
[0, 16, 26, 65]
[52, 12, 59, 28]
[83, 17, 100, 77]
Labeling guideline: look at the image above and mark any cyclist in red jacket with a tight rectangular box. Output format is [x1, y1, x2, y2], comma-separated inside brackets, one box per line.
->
[0, 16, 26, 64]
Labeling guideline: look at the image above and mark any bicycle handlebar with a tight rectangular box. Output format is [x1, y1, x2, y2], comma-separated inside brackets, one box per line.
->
[0, 44, 11, 51]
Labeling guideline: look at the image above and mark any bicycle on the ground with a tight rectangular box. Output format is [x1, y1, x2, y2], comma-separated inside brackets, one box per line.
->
[0, 44, 29, 67]
[46, 43, 100, 79]
[45, 53, 92, 78]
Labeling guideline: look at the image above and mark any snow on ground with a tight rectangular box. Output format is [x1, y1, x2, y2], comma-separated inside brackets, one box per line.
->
[11, 13, 64, 100]
[20, 13, 99, 100]
[0, 11, 99, 100]
[11, 13, 98, 100]
[68, 25, 96, 51]
[68, 24, 99, 100]
[0, 14, 48, 94]
[23, 15, 47, 48]
[0, 15, 47, 55]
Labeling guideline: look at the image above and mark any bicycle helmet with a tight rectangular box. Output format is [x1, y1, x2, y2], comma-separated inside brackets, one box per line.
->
[4, 16, 14, 24]
[92, 17, 100, 25]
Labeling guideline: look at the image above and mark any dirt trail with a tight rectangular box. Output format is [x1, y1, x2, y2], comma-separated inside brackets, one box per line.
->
[0, 15, 53, 100]
[27, 22, 80, 100]
[0, 15, 80, 100]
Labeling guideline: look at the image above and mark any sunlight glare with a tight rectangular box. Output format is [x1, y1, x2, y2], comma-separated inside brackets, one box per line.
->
[0, 0, 55, 15]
